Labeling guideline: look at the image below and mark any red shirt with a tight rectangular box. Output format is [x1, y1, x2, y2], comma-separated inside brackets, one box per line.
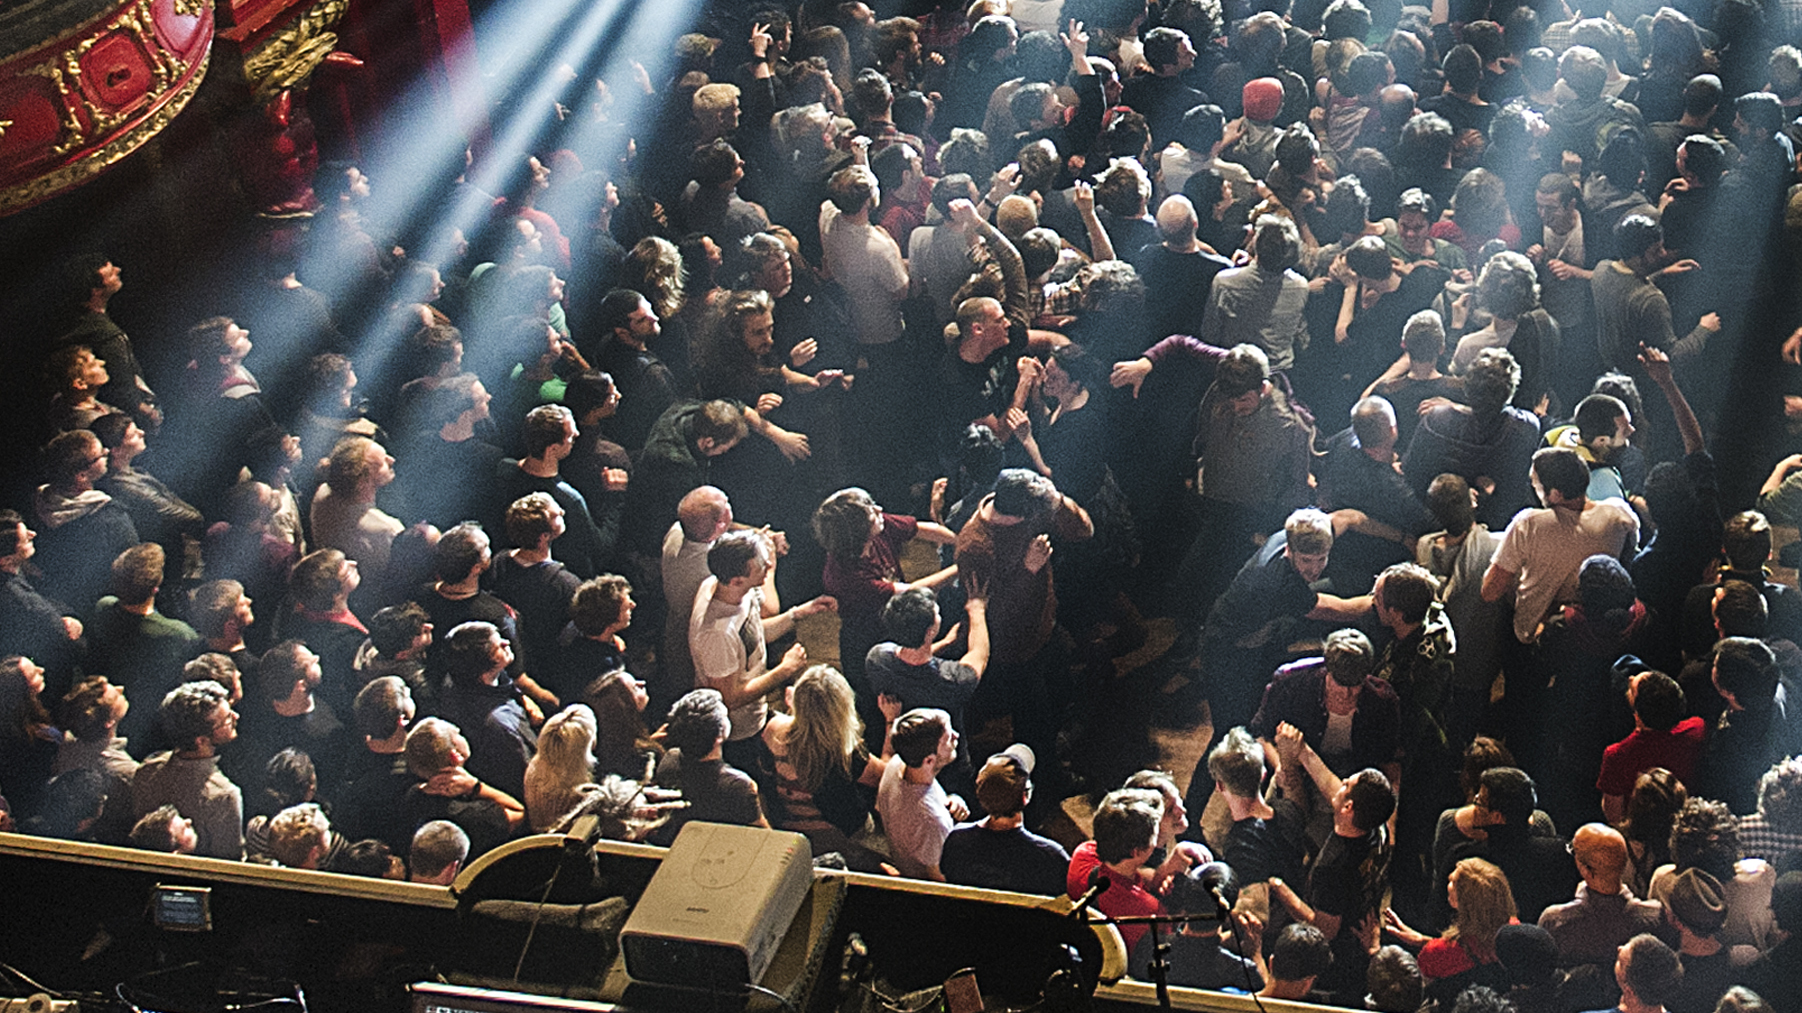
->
[1067, 840, 1161, 953]
[1596, 717, 1706, 797]
[1418, 925, 1513, 981]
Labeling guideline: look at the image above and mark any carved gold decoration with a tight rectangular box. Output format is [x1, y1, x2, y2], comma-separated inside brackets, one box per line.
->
[241, 0, 350, 98]
[0, 50, 207, 216]
[19, 59, 87, 156]
[171, 0, 207, 15]
[11, 0, 198, 158]
[0, 121, 11, 141]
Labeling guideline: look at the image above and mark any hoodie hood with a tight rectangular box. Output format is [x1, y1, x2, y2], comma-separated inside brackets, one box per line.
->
[33, 486, 111, 530]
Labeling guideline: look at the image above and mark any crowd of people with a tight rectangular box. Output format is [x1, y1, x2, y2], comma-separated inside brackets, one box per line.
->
[3, 0, 1802, 1007]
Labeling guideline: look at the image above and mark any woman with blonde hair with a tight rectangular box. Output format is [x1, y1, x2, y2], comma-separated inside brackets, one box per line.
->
[1385, 856, 1517, 1003]
[760, 665, 891, 871]
[523, 703, 598, 831]
[584, 668, 662, 782]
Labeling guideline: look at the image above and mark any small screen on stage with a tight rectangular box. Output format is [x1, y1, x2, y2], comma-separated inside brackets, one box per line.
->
[151, 885, 212, 932]
[410, 983, 616, 1013]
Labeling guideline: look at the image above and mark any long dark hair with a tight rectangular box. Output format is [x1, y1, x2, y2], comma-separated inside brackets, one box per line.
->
[0, 657, 51, 744]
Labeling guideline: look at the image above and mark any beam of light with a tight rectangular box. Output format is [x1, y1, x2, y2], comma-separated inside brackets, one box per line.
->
[262, 0, 702, 464]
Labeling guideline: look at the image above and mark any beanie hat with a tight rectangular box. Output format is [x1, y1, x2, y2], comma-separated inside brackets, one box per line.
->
[1243, 78, 1285, 121]
[1495, 923, 1559, 985]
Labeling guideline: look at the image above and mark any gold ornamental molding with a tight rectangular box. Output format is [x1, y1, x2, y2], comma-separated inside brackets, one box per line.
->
[0, 48, 207, 215]
[240, 0, 349, 99]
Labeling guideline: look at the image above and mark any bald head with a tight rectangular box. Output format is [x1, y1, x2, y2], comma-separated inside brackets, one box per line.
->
[1572, 822, 1628, 893]
[677, 486, 732, 542]
[1157, 195, 1199, 246]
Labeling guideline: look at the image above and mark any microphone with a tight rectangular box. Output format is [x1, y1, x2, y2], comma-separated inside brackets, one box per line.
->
[1068, 866, 1111, 920]
[1207, 882, 1233, 916]
[1190, 861, 1239, 920]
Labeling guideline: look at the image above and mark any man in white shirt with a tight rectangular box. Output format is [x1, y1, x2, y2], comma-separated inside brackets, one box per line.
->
[1482, 446, 1637, 760]
[662, 487, 790, 715]
[663, 486, 734, 709]
[819, 165, 908, 349]
[1482, 446, 1639, 644]
[689, 530, 834, 770]
[876, 707, 969, 881]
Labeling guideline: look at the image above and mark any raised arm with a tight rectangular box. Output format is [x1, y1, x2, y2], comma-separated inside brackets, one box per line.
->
[954, 199, 1031, 326]
[1073, 181, 1114, 263]
[1638, 343, 1703, 456]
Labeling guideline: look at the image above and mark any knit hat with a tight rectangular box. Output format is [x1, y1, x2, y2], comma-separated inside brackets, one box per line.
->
[1495, 923, 1559, 985]
[1667, 868, 1727, 935]
[1578, 554, 1638, 619]
[1243, 78, 1285, 122]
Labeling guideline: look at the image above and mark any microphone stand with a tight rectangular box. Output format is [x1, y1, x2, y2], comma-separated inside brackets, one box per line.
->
[1095, 912, 1211, 1012]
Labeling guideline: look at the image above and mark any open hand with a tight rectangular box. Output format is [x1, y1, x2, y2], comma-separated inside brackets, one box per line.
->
[769, 428, 811, 461]
[1062, 18, 1089, 56]
[1637, 342, 1673, 385]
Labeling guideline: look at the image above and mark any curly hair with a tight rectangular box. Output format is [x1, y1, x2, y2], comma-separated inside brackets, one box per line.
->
[624, 236, 687, 319]
[159, 680, 232, 751]
[812, 488, 880, 561]
[1757, 757, 1802, 826]
[570, 575, 632, 637]
[1477, 250, 1540, 321]
[1670, 797, 1740, 880]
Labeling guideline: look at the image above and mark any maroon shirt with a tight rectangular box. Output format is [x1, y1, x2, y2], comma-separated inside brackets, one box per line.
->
[823, 513, 918, 640]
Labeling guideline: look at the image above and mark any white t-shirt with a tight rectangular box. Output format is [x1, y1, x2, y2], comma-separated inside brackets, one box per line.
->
[661, 522, 715, 688]
[876, 754, 953, 879]
[690, 578, 769, 740]
[1492, 498, 1639, 643]
[820, 201, 907, 345]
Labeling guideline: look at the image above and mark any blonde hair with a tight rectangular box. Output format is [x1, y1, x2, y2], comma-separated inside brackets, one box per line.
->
[783, 666, 863, 792]
[267, 803, 330, 868]
[537, 704, 598, 777]
[525, 704, 600, 831]
[1445, 857, 1517, 962]
[693, 82, 742, 118]
[626, 237, 686, 319]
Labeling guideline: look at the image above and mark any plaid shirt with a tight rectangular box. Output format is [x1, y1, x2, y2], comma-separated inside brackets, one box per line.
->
[1738, 813, 1802, 864]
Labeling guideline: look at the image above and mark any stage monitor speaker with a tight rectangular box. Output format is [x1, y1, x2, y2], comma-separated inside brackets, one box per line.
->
[619, 822, 812, 990]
